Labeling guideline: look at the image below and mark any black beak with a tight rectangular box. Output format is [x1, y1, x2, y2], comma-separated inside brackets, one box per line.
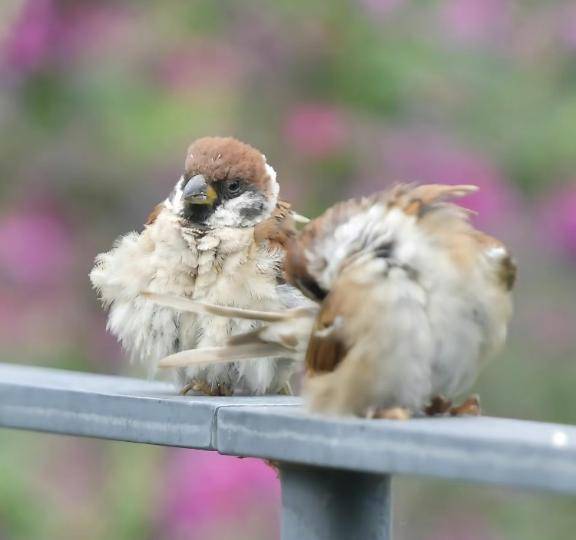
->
[183, 175, 217, 205]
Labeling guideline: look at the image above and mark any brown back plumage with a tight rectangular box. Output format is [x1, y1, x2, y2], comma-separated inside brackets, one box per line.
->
[285, 183, 479, 297]
[387, 183, 478, 217]
[288, 183, 487, 376]
[254, 200, 297, 250]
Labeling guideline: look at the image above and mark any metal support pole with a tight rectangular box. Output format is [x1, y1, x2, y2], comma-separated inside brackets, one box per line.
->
[280, 465, 391, 540]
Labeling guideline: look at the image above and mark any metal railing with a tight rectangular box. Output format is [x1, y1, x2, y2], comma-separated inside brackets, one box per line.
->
[1, 362, 575, 540]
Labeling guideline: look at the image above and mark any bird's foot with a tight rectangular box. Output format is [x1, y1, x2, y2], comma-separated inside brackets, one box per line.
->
[425, 395, 453, 416]
[180, 380, 233, 397]
[214, 383, 233, 397]
[179, 382, 196, 396]
[449, 394, 481, 416]
[366, 406, 411, 421]
[278, 381, 294, 396]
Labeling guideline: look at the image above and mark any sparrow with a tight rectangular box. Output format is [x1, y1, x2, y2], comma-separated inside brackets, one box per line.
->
[148, 184, 516, 419]
[90, 136, 309, 396]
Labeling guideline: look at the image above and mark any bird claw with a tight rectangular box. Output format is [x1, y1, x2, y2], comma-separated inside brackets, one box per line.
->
[425, 395, 453, 416]
[278, 381, 294, 396]
[449, 394, 481, 416]
[179, 380, 233, 397]
[366, 407, 411, 421]
[214, 383, 233, 397]
[179, 382, 196, 396]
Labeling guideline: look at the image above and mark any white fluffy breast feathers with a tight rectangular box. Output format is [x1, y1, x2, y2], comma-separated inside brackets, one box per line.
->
[89, 210, 292, 373]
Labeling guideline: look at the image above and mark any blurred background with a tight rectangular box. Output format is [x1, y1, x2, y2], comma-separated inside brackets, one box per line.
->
[1, 0, 575, 538]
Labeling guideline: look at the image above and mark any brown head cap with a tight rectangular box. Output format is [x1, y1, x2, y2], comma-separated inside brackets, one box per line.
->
[184, 137, 274, 195]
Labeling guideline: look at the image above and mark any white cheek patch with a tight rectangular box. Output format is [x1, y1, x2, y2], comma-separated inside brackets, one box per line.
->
[205, 190, 271, 228]
[264, 161, 279, 207]
[207, 157, 278, 228]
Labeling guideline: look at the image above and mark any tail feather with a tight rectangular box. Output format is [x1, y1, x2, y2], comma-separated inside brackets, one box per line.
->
[292, 211, 311, 224]
[145, 292, 316, 369]
[227, 328, 266, 346]
[393, 184, 479, 216]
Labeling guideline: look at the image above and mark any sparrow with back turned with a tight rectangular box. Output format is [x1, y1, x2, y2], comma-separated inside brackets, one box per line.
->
[90, 136, 308, 396]
[149, 184, 516, 418]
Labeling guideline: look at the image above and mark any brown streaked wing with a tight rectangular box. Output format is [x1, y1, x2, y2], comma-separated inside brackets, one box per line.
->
[305, 295, 348, 376]
[475, 232, 517, 291]
[499, 254, 517, 291]
[254, 200, 297, 250]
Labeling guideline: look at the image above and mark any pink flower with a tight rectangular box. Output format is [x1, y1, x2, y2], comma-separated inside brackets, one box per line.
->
[361, 130, 520, 231]
[283, 104, 347, 158]
[440, 0, 511, 44]
[559, 5, 576, 51]
[0, 205, 74, 287]
[55, 4, 134, 61]
[539, 182, 576, 261]
[159, 449, 280, 540]
[156, 42, 245, 93]
[2, 0, 60, 74]
[0, 200, 77, 353]
[2, 0, 132, 76]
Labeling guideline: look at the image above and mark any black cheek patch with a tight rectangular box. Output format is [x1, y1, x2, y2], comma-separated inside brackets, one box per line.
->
[239, 191, 267, 221]
[374, 241, 394, 259]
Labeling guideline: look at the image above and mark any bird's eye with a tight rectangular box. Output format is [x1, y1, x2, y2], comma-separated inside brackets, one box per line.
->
[226, 180, 242, 196]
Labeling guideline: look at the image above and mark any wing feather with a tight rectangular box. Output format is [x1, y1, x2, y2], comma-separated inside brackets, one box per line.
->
[254, 200, 298, 249]
[474, 233, 517, 291]
[142, 292, 315, 322]
[159, 343, 289, 368]
[305, 292, 348, 375]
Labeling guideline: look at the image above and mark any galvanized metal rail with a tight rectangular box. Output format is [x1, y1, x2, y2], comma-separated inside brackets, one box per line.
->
[1, 362, 576, 540]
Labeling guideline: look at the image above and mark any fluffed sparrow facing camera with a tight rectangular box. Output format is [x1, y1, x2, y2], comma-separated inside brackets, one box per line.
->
[90, 137, 309, 396]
